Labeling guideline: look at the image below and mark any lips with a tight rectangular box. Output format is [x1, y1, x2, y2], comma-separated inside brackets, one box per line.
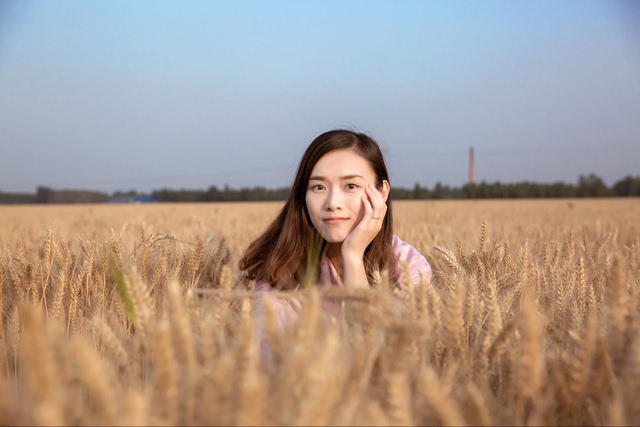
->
[323, 217, 348, 225]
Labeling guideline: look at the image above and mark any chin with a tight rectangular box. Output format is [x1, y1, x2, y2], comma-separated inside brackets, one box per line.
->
[325, 237, 345, 244]
[319, 231, 347, 244]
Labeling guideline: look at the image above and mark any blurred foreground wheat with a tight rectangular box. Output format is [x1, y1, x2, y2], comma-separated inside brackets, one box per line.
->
[0, 200, 639, 425]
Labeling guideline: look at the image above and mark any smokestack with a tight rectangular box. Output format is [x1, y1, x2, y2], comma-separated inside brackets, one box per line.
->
[469, 146, 475, 184]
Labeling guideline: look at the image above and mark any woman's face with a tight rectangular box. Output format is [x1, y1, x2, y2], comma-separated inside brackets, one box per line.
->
[305, 149, 388, 244]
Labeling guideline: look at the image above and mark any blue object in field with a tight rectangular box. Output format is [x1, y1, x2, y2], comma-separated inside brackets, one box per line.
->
[107, 196, 157, 204]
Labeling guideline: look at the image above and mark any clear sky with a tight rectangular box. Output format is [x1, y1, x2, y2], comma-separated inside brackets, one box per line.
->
[1, 0, 639, 193]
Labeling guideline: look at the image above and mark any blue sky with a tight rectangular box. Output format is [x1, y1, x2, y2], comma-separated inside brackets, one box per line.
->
[1, 0, 639, 193]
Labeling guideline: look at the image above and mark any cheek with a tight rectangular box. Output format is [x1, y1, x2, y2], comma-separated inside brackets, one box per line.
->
[305, 194, 312, 213]
[305, 193, 320, 216]
[346, 192, 364, 214]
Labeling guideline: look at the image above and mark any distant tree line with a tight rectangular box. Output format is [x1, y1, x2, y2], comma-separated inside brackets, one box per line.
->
[0, 187, 111, 204]
[1, 174, 638, 204]
[392, 174, 636, 199]
[152, 185, 291, 202]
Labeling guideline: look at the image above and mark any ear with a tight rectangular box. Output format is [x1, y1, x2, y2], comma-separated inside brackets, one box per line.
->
[380, 180, 390, 203]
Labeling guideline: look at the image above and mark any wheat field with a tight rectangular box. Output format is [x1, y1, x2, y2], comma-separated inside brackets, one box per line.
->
[0, 199, 639, 425]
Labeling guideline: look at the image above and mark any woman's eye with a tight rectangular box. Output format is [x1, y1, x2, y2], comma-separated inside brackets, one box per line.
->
[312, 184, 325, 191]
[345, 184, 359, 190]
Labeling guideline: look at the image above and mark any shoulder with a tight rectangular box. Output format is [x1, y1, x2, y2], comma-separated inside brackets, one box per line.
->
[253, 280, 274, 292]
[391, 234, 426, 265]
[392, 234, 432, 283]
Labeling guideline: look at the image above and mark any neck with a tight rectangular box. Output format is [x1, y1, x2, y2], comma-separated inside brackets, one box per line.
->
[326, 242, 343, 277]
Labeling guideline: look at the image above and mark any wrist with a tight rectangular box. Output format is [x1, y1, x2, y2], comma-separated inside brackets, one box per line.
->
[341, 249, 364, 266]
[341, 253, 369, 289]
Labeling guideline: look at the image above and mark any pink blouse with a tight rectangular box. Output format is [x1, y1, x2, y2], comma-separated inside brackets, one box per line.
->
[253, 235, 431, 329]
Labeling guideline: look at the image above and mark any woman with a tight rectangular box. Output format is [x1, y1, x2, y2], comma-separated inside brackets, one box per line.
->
[239, 129, 431, 327]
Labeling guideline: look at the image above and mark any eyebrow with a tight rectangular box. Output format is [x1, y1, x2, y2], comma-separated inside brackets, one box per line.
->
[309, 174, 366, 181]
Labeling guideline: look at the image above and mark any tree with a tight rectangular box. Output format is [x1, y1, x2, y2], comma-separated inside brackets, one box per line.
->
[412, 183, 430, 199]
[35, 186, 54, 203]
[612, 175, 640, 197]
[432, 182, 446, 199]
[461, 183, 477, 199]
[577, 174, 611, 197]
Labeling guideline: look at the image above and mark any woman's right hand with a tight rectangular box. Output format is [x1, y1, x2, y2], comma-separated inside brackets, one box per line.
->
[341, 183, 388, 259]
[340, 183, 388, 287]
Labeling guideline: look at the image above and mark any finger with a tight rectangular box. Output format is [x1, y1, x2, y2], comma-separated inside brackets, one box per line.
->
[364, 186, 379, 219]
[361, 194, 373, 218]
[366, 185, 384, 220]
[365, 185, 377, 211]
[370, 183, 387, 210]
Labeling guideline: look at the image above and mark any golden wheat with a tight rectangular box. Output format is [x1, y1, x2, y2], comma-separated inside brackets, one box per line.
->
[0, 199, 638, 425]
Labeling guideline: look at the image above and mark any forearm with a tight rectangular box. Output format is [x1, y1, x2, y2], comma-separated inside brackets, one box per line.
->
[341, 252, 369, 289]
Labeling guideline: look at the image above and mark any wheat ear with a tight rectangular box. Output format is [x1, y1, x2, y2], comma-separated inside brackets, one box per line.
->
[20, 303, 64, 425]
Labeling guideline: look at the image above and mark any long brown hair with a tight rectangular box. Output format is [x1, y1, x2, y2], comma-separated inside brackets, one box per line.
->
[239, 129, 398, 289]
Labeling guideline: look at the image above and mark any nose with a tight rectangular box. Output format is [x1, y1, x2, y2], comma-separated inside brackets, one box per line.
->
[324, 188, 343, 211]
